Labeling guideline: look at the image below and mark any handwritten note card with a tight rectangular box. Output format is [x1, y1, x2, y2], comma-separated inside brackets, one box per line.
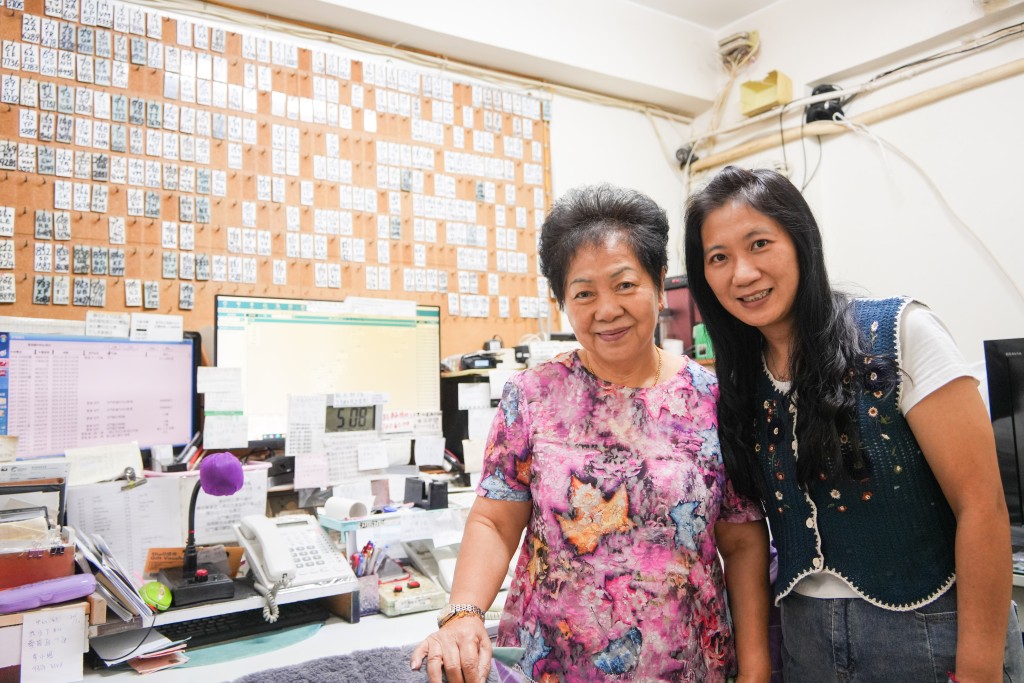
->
[21, 606, 86, 683]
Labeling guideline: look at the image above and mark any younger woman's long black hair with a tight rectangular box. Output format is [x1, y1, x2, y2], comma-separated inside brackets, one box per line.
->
[683, 166, 891, 500]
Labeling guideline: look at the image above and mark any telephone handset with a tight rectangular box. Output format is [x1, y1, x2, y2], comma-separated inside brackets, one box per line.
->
[403, 539, 459, 592]
[235, 513, 354, 589]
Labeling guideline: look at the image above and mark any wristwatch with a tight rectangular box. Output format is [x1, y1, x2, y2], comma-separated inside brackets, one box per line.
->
[437, 603, 486, 628]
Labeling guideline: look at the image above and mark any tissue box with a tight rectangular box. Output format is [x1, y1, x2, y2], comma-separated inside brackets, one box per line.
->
[740, 70, 793, 116]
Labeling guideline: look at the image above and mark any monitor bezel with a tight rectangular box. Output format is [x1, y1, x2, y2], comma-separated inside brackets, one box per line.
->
[0, 330, 201, 460]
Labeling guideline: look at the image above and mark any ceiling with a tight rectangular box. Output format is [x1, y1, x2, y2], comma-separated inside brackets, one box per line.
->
[628, 0, 782, 31]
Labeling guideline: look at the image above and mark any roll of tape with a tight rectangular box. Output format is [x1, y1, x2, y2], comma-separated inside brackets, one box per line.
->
[324, 497, 369, 519]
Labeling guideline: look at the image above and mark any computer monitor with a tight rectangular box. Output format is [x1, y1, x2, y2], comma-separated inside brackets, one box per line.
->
[663, 275, 702, 354]
[0, 331, 201, 459]
[984, 338, 1024, 544]
[214, 295, 441, 450]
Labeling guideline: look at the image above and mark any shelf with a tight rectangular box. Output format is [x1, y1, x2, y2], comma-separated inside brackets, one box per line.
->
[88, 577, 358, 639]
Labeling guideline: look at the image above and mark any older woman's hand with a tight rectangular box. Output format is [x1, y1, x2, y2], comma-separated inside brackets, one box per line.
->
[410, 616, 492, 683]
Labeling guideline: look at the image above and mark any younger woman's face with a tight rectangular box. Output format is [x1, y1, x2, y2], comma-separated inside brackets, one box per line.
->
[700, 201, 800, 340]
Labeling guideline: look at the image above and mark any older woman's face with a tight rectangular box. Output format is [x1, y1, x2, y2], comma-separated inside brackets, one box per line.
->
[564, 234, 661, 374]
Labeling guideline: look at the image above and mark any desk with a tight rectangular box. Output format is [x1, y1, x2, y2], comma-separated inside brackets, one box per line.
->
[82, 610, 447, 681]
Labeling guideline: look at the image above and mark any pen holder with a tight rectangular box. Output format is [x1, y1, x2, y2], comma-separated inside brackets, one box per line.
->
[357, 574, 380, 617]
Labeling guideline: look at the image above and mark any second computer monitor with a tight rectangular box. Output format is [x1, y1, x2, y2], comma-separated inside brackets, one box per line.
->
[214, 295, 441, 450]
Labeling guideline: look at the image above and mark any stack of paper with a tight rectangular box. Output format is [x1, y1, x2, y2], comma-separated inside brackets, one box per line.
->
[75, 529, 152, 621]
[90, 628, 188, 668]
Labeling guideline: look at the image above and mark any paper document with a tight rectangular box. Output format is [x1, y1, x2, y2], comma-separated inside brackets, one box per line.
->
[0, 459, 68, 483]
[85, 311, 130, 338]
[90, 629, 179, 667]
[64, 441, 143, 486]
[287, 394, 327, 458]
[63, 438, 144, 485]
[196, 366, 242, 394]
[67, 477, 182, 581]
[414, 435, 445, 467]
[0, 436, 15, 463]
[202, 414, 249, 449]
[188, 466, 268, 544]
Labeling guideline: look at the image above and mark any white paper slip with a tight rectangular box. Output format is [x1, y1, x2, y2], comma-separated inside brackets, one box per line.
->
[202, 414, 249, 449]
[414, 435, 445, 467]
[0, 435, 17, 463]
[357, 441, 388, 470]
[85, 310, 130, 338]
[196, 366, 242, 394]
[457, 383, 490, 410]
[204, 390, 244, 412]
[64, 441, 143, 486]
[129, 312, 183, 341]
[286, 394, 327, 458]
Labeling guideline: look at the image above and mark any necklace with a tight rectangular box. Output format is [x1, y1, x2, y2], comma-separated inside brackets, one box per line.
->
[765, 347, 791, 382]
[584, 348, 662, 387]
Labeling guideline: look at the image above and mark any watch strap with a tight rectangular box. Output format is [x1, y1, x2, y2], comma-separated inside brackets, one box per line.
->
[437, 603, 486, 628]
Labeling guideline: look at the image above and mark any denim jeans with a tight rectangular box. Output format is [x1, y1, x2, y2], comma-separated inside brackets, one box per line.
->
[779, 588, 1024, 682]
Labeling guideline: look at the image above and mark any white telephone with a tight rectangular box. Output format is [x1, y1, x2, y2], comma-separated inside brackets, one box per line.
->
[403, 539, 460, 592]
[235, 514, 354, 590]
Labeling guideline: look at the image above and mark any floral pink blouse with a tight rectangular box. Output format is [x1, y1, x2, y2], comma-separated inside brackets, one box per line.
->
[477, 351, 762, 683]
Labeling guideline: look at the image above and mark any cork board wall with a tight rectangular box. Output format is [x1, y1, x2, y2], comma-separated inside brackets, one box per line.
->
[0, 0, 555, 357]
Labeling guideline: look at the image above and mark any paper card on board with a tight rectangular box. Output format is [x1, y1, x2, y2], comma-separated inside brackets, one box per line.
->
[129, 312, 183, 341]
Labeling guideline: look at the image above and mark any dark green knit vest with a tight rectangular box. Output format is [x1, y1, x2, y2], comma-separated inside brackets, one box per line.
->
[758, 297, 956, 609]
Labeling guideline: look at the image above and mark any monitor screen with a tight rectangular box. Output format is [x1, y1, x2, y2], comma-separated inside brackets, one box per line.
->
[214, 295, 441, 448]
[984, 338, 1024, 536]
[0, 331, 200, 459]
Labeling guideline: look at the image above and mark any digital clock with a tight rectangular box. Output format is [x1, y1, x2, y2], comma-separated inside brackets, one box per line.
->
[324, 405, 377, 433]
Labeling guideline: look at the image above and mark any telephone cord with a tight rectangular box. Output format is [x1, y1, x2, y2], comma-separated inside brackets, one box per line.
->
[255, 577, 289, 623]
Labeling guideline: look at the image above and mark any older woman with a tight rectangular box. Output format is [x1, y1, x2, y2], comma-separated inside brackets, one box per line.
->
[411, 185, 771, 683]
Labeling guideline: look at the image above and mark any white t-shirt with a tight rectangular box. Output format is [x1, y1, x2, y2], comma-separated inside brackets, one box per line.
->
[781, 303, 973, 599]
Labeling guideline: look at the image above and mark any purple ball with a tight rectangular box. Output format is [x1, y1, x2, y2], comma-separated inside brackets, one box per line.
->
[199, 451, 245, 496]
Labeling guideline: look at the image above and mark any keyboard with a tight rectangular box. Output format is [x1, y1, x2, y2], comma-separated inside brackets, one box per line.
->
[155, 600, 330, 649]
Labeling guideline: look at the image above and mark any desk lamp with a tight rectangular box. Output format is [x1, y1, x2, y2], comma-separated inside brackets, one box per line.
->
[159, 452, 244, 606]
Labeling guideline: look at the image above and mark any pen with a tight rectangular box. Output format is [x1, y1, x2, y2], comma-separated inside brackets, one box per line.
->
[175, 431, 201, 464]
[372, 546, 389, 574]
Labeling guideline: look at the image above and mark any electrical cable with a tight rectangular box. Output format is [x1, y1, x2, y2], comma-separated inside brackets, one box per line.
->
[680, 20, 1024, 155]
[777, 102, 789, 175]
[842, 21, 1024, 108]
[830, 113, 1024, 311]
[801, 131, 824, 192]
[94, 614, 161, 664]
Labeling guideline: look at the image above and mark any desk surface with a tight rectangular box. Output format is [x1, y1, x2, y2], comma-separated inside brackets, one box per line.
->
[84, 609, 440, 681]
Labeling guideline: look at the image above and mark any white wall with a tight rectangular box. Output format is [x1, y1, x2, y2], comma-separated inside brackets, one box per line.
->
[549, 96, 690, 273]
[692, 0, 1024, 367]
